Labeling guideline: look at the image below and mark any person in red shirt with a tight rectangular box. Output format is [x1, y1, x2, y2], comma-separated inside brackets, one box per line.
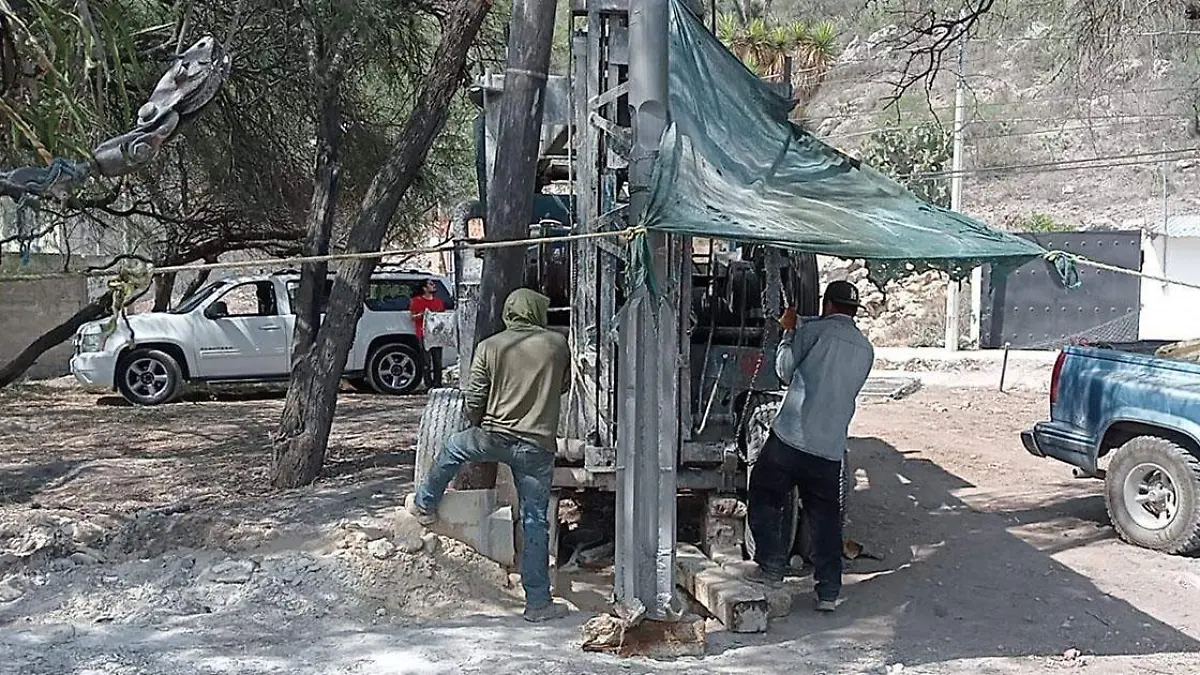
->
[410, 279, 447, 388]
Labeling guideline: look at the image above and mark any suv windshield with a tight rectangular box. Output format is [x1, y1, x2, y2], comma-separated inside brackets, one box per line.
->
[171, 281, 227, 314]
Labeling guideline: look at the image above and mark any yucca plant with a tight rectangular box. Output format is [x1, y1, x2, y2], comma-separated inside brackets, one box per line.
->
[0, 0, 157, 166]
[714, 11, 839, 114]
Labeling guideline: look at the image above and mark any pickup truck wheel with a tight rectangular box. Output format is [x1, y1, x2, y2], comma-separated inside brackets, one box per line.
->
[366, 343, 423, 395]
[1106, 435, 1200, 554]
[116, 349, 183, 406]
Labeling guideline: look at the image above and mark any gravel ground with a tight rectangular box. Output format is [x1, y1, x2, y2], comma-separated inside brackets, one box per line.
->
[1, 383, 1198, 674]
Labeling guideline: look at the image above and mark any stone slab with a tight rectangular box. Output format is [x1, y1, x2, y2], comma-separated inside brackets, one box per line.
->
[675, 544, 768, 634]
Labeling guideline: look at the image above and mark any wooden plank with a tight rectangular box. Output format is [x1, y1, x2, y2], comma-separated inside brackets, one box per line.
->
[675, 544, 768, 633]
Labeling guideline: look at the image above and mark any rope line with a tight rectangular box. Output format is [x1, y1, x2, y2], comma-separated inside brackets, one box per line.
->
[1046, 251, 1200, 292]
[0, 226, 649, 283]
[9, 231, 1200, 297]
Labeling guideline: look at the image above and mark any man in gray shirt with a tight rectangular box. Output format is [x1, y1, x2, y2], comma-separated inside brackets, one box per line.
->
[746, 280, 874, 611]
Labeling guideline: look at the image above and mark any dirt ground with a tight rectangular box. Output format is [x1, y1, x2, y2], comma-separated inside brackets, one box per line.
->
[1, 381, 1198, 674]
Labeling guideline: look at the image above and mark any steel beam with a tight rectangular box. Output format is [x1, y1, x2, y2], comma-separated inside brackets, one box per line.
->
[615, 0, 679, 621]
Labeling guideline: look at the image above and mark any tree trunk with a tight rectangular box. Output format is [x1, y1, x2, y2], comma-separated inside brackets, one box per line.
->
[152, 272, 176, 312]
[0, 290, 113, 387]
[291, 72, 343, 364]
[270, 0, 493, 489]
[180, 266, 213, 300]
[461, 0, 558, 490]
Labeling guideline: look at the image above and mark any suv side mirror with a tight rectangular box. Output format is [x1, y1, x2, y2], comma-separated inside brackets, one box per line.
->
[205, 301, 230, 320]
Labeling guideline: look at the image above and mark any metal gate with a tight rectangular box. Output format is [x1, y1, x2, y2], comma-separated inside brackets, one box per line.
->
[981, 230, 1142, 349]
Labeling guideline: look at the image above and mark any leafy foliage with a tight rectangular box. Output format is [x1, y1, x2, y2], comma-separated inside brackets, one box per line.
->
[1010, 211, 1067, 233]
[715, 11, 838, 116]
[860, 122, 953, 208]
[0, 0, 493, 264]
[0, 0, 161, 164]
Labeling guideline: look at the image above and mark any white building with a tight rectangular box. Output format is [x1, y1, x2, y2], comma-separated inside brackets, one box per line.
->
[1141, 215, 1200, 341]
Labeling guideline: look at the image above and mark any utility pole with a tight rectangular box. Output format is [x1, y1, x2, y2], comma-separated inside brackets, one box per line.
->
[456, 0, 558, 490]
[944, 15, 967, 352]
[616, 0, 680, 620]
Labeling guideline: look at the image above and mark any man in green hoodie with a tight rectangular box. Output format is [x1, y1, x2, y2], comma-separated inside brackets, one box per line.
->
[410, 288, 572, 622]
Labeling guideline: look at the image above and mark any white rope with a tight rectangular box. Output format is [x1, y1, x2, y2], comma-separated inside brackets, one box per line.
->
[0, 226, 647, 283]
[1049, 251, 1200, 292]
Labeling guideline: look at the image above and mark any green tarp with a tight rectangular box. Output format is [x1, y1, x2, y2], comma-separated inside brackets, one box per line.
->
[643, 0, 1047, 280]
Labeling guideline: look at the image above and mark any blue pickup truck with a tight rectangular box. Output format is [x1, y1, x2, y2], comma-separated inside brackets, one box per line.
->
[1022, 344, 1200, 554]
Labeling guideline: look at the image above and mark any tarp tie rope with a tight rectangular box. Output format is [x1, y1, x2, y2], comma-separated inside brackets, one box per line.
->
[1044, 250, 1200, 292]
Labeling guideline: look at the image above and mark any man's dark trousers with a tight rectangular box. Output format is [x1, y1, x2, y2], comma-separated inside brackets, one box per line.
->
[748, 431, 844, 601]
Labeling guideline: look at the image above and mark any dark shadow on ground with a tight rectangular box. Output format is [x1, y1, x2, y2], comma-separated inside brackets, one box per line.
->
[706, 436, 1199, 667]
[0, 459, 85, 506]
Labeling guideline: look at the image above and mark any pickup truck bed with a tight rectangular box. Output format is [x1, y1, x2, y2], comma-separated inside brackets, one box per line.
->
[1023, 345, 1200, 554]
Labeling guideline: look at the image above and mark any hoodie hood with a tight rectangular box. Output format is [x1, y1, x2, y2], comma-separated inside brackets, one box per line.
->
[503, 288, 550, 330]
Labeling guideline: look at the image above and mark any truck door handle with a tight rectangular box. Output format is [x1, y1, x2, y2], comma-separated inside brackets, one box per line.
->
[259, 325, 282, 331]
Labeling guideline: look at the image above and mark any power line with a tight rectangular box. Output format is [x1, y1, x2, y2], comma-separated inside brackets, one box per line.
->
[811, 104, 1188, 123]
[894, 147, 1198, 181]
[822, 116, 1180, 142]
[969, 30, 1200, 43]
[815, 114, 1186, 141]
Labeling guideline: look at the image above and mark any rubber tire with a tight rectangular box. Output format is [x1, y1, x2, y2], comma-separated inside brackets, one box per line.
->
[116, 348, 183, 406]
[795, 459, 853, 565]
[415, 388, 470, 486]
[1105, 435, 1200, 554]
[742, 399, 799, 563]
[793, 252, 820, 317]
[365, 342, 424, 395]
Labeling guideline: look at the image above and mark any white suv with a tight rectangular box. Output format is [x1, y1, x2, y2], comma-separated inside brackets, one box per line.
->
[70, 269, 456, 405]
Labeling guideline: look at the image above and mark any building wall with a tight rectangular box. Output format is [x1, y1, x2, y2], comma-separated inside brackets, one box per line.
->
[1140, 234, 1200, 341]
[0, 254, 102, 380]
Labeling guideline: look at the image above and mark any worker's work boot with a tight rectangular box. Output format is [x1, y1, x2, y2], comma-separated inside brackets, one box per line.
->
[742, 565, 784, 589]
[407, 500, 437, 527]
[523, 600, 570, 623]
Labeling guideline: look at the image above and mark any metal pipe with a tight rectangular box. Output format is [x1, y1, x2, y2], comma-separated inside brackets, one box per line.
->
[999, 341, 1011, 392]
[615, 0, 678, 621]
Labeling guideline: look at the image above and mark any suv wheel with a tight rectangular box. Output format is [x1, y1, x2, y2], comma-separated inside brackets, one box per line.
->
[117, 348, 183, 406]
[1106, 435, 1200, 554]
[366, 342, 424, 395]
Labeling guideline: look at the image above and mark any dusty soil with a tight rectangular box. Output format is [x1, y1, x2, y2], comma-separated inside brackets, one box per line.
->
[1, 382, 1198, 674]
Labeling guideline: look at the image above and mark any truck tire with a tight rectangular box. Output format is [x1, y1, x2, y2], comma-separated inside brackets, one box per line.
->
[116, 348, 183, 406]
[415, 388, 470, 486]
[366, 342, 424, 395]
[794, 252, 820, 316]
[741, 397, 853, 565]
[741, 399, 799, 563]
[1105, 435, 1200, 554]
[795, 459, 853, 565]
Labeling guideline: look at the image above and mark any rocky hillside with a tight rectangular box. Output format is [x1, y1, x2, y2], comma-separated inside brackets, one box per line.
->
[802, 7, 1200, 231]
[791, 4, 1200, 346]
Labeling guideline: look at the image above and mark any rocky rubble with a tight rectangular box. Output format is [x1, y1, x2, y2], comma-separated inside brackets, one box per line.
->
[820, 256, 972, 348]
[0, 507, 521, 631]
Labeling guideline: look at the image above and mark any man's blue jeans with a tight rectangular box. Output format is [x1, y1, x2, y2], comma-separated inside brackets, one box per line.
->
[414, 426, 555, 609]
[748, 432, 844, 601]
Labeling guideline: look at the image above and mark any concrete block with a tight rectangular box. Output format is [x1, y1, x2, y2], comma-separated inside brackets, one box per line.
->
[436, 488, 497, 523]
[486, 506, 516, 568]
[764, 586, 795, 619]
[676, 544, 768, 633]
[403, 490, 516, 567]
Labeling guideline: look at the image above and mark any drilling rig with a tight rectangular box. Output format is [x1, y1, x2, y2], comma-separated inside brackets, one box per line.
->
[435, 0, 833, 596]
